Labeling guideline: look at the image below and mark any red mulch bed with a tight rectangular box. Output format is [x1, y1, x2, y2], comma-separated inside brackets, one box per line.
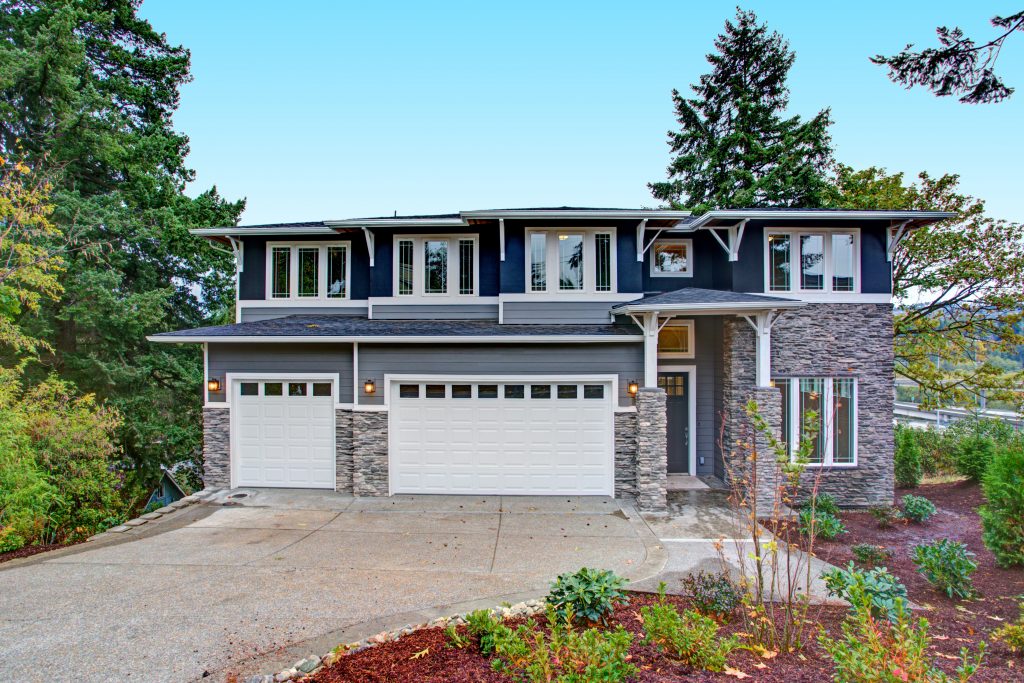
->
[0, 540, 81, 564]
[308, 481, 1023, 681]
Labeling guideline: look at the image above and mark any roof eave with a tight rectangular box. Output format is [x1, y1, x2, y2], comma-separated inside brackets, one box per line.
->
[687, 210, 956, 228]
[190, 226, 337, 237]
[147, 334, 643, 344]
[324, 218, 468, 228]
[612, 300, 806, 314]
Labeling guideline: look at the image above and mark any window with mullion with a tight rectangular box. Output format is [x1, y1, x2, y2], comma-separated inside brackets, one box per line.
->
[595, 233, 612, 292]
[530, 233, 547, 292]
[297, 247, 319, 297]
[397, 239, 414, 295]
[778, 376, 857, 466]
[459, 239, 475, 295]
[271, 247, 291, 298]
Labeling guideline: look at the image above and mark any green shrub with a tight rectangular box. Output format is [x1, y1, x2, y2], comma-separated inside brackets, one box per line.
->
[869, 505, 903, 529]
[805, 492, 841, 516]
[915, 427, 955, 476]
[954, 435, 998, 482]
[912, 540, 977, 600]
[799, 507, 846, 539]
[546, 567, 629, 625]
[900, 494, 936, 523]
[894, 425, 923, 488]
[465, 609, 507, 656]
[680, 570, 741, 620]
[819, 582, 985, 682]
[992, 602, 1024, 654]
[640, 585, 738, 671]
[979, 443, 1024, 567]
[821, 562, 908, 622]
[851, 543, 892, 567]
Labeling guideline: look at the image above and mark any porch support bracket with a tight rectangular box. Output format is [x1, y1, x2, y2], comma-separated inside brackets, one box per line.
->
[635, 219, 649, 262]
[629, 310, 663, 388]
[361, 227, 375, 267]
[225, 236, 243, 272]
[886, 219, 912, 262]
[741, 309, 783, 388]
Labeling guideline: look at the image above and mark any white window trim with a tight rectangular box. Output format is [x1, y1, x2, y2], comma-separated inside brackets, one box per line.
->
[649, 238, 694, 278]
[779, 376, 858, 468]
[657, 319, 695, 359]
[524, 228, 618, 295]
[392, 234, 479, 298]
[763, 229, 861, 294]
[265, 241, 352, 301]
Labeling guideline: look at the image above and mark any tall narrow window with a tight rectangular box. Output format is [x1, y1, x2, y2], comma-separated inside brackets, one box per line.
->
[595, 233, 612, 292]
[530, 233, 546, 292]
[327, 246, 347, 298]
[832, 233, 855, 292]
[397, 239, 414, 295]
[799, 234, 824, 290]
[832, 378, 855, 464]
[799, 378, 825, 464]
[558, 234, 583, 290]
[459, 239, 474, 295]
[424, 240, 448, 294]
[768, 234, 790, 291]
[297, 247, 319, 297]
[271, 247, 290, 298]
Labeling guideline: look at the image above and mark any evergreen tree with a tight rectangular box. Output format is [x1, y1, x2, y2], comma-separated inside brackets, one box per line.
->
[650, 8, 834, 212]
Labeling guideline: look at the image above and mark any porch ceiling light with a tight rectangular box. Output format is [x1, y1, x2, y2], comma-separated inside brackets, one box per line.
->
[627, 379, 640, 396]
[207, 378, 221, 392]
[363, 379, 376, 395]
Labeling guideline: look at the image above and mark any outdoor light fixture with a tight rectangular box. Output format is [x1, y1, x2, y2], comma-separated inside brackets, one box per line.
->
[627, 379, 639, 396]
[363, 379, 376, 395]
[207, 378, 221, 393]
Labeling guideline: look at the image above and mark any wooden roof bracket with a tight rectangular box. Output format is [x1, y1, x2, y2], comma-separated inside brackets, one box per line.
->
[707, 219, 749, 262]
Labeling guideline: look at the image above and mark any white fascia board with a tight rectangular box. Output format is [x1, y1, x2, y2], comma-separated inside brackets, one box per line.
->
[147, 334, 643, 344]
[460, 209, 690, 222]
[324, 218, 468, 228]
[498, 292, 640, 303]
[613, 301, 806, 314]
[687, 210, 956, 228]
[190, 226, 337, 237]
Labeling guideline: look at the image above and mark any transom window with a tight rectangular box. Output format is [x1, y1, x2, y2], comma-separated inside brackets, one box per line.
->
[393, 382, 607, 400]
[237, 380, 334, 398]
[650, 239, 693, 277]
[776, 377, 857, 466]
[527, 230, 616, 294]
[766, 230, 859, 293]
[267, 242, 351, 300]
[394, 235, 478, 296]
[657, 320, 694, 359]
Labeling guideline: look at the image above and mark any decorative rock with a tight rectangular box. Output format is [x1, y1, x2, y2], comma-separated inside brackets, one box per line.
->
[179, 495, 198, 504]
[140, 512, 163, 520]
[105, 525, 130, 533]
[169, 499, 190, 509]
[297, 656, 320, 673]
[123, 518, 148, 527]
[155, 506, 176, 514]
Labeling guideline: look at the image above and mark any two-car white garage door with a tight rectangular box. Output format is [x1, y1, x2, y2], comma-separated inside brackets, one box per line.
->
[231, 377, 615, 495]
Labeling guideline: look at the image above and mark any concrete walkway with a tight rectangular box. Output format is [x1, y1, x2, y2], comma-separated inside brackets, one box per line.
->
[0, 490, 665, 683]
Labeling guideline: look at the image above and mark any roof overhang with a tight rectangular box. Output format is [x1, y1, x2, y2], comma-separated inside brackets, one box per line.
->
[612, 300, 806, 315]
[324, 217, 467, 229]
[459, 209, 691, 225]
[686, 209, 956, 229]
[148, 334, 642, 344]
[190, 226, 337, 239]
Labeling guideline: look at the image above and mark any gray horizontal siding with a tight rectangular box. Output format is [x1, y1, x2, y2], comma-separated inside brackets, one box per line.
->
[693, 317, 720, 476]
[371, 304, 498, 321]
[502, 301, 617, 324]
[358, 342, 643, 407]
[207, 343, 355, 403]
[240, 306, 368, 323]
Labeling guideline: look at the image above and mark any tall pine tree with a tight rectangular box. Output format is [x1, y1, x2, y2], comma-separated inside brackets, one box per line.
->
[650, 9, 834, 212]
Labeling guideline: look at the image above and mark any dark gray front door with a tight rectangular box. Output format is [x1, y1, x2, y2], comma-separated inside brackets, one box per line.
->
[658, 372, 689, 474]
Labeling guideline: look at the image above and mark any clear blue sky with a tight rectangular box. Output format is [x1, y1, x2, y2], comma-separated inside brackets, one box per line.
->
[139, 1, 1024, 224]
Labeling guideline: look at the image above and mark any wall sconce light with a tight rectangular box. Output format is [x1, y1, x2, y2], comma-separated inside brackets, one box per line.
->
[363, 379, 376, 395]
[627, 379, 640, 396]
[207, 378, 222, 393]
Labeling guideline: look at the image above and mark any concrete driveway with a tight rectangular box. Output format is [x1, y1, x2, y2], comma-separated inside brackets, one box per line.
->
[0, 490, 664, 683]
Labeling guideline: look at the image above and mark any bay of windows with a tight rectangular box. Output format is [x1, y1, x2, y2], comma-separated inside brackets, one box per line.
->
[776, 377, 857, 466]
[268, 243, 350, 300]
[767, 230, 858, 293]
[528, 230, 616, 294]
[394, 235, 477, 297]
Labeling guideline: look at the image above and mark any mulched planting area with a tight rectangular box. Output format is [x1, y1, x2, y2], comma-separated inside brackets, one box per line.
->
[0, 540, 82, 564]
[308, 481, 1022, 681]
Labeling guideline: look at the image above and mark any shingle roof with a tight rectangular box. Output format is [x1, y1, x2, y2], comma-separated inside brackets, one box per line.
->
[149, 315, 642, 341]
[612, 288, 802, 311]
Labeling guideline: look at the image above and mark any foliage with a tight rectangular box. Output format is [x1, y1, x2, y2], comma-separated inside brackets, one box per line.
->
[912, 540, 978, 599]
[819, 582, 985, 682]
[798, 507, 846, 539]
[488, 606, 637, 683]
[992, 602, 1024, 654]
[894, 425, 923, 488]
[826, 167, 1024, 407]
[804, 492, 840, 516]
[649, 8, 833, 212]
[443, 623, 470, 650]
[978, 443, 1024, 567]
[953, 435, 999, 482]
[546, 567, 629, 625]
[869, 505, 903, 529]
[465, 609, 505, 656]
[680, 570, 742, 620]
[872, 11, 1024, 103]
[851, 544, 892, 568]
[913, 427, 957, 476]
[640, 585, 739, 672]
[900, 494, 937, 524]
[821, 562, 909, 622]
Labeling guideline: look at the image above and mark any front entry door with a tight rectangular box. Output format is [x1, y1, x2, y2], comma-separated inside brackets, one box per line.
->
[658, 372, 690, 474]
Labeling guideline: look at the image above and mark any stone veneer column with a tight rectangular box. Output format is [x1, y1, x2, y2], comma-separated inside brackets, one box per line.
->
[635, 388, 668, 513]
[202, 406, 230, 489]
[335, 408, 354, 493]
[749, 386, 784, 515]
[352, 410, 389, 496]
[614, 411, 639, 500]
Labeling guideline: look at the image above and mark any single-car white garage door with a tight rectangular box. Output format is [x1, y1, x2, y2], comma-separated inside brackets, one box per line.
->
[234, 379, 335, 488]
[390, 379, 614, 495]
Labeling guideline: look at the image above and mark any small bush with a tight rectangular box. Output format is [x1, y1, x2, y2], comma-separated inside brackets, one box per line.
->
[465, 609, 507, 656]
[979, 443, 1024, 567]
[680, 571, 741, 620]
[546, 567, 629, 625]
[915, 427, 956, 476]
[819, 582, 985, 682]
[912, 540, 977, 600]
[799, 507, 846, 539]
[895, 425, 923, 488]
[992, 602, 1024, 654]
[444, 623, 470, 649]
[954, 435, 998, 482]
[869, 505, 903, 529]
[821, 562, 908, 622]
[805, 492, 841, 516]
[851, 543, 892, 567]
[900, 494, 936, 523]
[640, 585, 739, 671]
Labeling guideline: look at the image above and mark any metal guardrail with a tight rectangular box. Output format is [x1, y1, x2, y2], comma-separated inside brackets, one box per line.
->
[894, 401, 1024, 429]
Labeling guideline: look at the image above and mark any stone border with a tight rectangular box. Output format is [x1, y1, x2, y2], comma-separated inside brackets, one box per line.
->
[86, 488, 222, 539]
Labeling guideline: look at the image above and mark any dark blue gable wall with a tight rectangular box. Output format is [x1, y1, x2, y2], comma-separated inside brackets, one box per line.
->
[860, 224, 891, 294]
[642, 231, 731, 293]
[500, 223, 526, 294]
[239, 233, 370, 300]
[239, 238, 266, 300]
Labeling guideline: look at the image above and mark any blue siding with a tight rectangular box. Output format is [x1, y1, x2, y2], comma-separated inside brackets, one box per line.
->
[239, 238, 266, 300]
[860, 224, 892, 294]
[500, 223, 526, 294]
[616, 227, 642, 293]
[642, 231, 728, 293]
[239, 235, 370, 301]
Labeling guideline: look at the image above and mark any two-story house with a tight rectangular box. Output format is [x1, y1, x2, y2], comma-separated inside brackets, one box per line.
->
[151, 207, 952, 511]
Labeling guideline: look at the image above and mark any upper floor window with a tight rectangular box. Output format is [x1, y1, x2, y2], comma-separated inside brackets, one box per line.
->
[394, 235, 478, 297]
[527, 229, 616, 294]
[766, 230, 859, 294]
[650, 239, 693, 277]
[267, 242, 350, 300]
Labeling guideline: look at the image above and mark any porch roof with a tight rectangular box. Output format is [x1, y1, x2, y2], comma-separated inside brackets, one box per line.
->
[611, 288, 805, 315]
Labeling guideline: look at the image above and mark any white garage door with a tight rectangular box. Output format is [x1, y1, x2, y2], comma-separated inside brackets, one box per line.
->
[234, 380, 335, 488]
[390, 379, 614, 495]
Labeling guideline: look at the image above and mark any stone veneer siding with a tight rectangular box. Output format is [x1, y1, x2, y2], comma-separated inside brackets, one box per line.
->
[202, 407, 231, 489]
[352, 410, 389, 496]
[614, 411, 638, 500]
[335, 409, 354, 493]
[635, 388, 668, 513]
